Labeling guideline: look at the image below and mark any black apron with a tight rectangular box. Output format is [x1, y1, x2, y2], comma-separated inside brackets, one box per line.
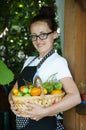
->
[16, 49, 64, 130]
[16, 66, 57, 130]
[18, 66, 37, 88]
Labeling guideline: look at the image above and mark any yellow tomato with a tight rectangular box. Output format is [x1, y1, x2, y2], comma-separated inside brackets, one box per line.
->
[12, 88, 19, 95]
[51, 89, 63, 94]
[43, 88, 47, 94]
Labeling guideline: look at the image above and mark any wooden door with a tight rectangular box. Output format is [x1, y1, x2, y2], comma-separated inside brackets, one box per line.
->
[63, 0, 86, 130]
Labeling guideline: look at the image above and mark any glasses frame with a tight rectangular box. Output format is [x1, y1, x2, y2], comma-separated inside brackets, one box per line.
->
[29, 31, 53, 41]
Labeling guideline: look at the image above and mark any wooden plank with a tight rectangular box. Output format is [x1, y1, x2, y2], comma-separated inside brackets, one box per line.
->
[63, 0, 76, 78]
[75, 2, 86, 83]
[63, 0, 86, 130]
[79, 115, 86, 130]
[63, 108, 76, 130]
[63, 0, 77, 129]
[76, 113, 80, 130]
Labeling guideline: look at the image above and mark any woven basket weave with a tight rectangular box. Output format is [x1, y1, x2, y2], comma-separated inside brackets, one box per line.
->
[12, 76, 65, 111]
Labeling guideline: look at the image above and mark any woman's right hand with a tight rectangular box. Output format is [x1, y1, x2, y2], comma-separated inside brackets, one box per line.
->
[8, 82, 22, 116]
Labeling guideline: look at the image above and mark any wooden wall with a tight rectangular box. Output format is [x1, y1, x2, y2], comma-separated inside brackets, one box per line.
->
[63, 0, 86, 130]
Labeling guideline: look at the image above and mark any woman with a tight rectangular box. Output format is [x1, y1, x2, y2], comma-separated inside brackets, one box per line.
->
[9, 6, 81, 130]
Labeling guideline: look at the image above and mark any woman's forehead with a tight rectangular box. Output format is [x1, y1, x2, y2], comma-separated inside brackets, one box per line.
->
[30, 21, 50, 33]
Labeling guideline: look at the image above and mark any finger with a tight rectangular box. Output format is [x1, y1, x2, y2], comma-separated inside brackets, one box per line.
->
[32, 117, 39, 121]
[26, 102, 39, 108]
[12, 109, 20, 116]
[9, 100, 13, 104]
[11, 105, 17, 111]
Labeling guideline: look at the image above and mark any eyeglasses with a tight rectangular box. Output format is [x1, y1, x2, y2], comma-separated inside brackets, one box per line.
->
[29, 31, 53, 41]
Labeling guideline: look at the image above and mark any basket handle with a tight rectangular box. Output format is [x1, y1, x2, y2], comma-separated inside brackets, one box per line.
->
[34, 76, 44, 96]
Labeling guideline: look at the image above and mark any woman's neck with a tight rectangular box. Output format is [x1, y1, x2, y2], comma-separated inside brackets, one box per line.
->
[37, 48, 55, 69]
[39, 48, 54, 59]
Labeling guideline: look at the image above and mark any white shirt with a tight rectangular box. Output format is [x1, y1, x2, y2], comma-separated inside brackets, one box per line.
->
[22, 52, 72, 82]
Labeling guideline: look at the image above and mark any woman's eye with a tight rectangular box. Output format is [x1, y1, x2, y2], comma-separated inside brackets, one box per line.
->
[30, 35, 36, 40]
[40, 33, 46, 37]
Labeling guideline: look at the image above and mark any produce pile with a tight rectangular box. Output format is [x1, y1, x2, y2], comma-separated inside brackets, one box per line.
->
[12, 81, 63, 96]
[12, 76, 65, 109]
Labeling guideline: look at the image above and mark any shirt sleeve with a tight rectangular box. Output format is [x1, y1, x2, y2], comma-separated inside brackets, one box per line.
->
[55, 57, 72, 80]
[36, 55, 72, 82]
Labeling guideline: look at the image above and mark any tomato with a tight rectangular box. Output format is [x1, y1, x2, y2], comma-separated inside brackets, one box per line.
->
[43, 88, 47, 94]
[54, 82, 62, 90]
[42, 82, 53, 93]
[19, 86, 25, 92]
[12, 88, 19, 95]
[51, 89, 63, 94]
[30, 87, 41, 96]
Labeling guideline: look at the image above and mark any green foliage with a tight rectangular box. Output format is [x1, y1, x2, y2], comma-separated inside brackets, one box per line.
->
[0, 60, 14, 85]
[0, 0, 61, 77]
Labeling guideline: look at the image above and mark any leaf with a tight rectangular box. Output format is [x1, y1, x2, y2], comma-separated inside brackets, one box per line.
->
[46, 73, 58, 82]
[54, 82, 63, 90]
[0, 60, 14, 85]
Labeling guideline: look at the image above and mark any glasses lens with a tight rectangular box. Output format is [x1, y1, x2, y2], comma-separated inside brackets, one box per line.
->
[30, 35, 37, 41]
[39, 33, 47, 40]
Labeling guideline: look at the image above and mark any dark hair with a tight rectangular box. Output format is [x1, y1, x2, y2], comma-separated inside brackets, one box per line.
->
[30, 6, 58, 32]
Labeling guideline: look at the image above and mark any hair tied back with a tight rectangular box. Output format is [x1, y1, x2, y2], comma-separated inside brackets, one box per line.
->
[39, 6, 55, 18]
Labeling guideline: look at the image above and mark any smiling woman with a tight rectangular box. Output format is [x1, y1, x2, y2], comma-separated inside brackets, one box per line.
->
[8, 5, 81, 130]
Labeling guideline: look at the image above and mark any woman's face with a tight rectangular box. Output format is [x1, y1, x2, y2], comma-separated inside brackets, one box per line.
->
[30, 21, 57, 57]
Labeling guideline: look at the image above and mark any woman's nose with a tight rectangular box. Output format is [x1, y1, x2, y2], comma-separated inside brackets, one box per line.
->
[36, 37, 42, 43]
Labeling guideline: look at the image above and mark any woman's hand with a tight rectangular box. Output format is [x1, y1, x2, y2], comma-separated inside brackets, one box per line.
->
[8, 91, 21, 116]
[8, 82, 23, 116]
[19, 102, 46, 121]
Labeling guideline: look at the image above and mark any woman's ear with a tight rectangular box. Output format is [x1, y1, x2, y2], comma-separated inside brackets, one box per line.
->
[53, 31, 58, 39]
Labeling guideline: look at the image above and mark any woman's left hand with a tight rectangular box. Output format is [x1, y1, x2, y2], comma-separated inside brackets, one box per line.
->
[19, 102, 46, 121]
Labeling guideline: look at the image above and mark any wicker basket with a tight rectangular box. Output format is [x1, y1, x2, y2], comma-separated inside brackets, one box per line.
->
[12, 76, 65, 112]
